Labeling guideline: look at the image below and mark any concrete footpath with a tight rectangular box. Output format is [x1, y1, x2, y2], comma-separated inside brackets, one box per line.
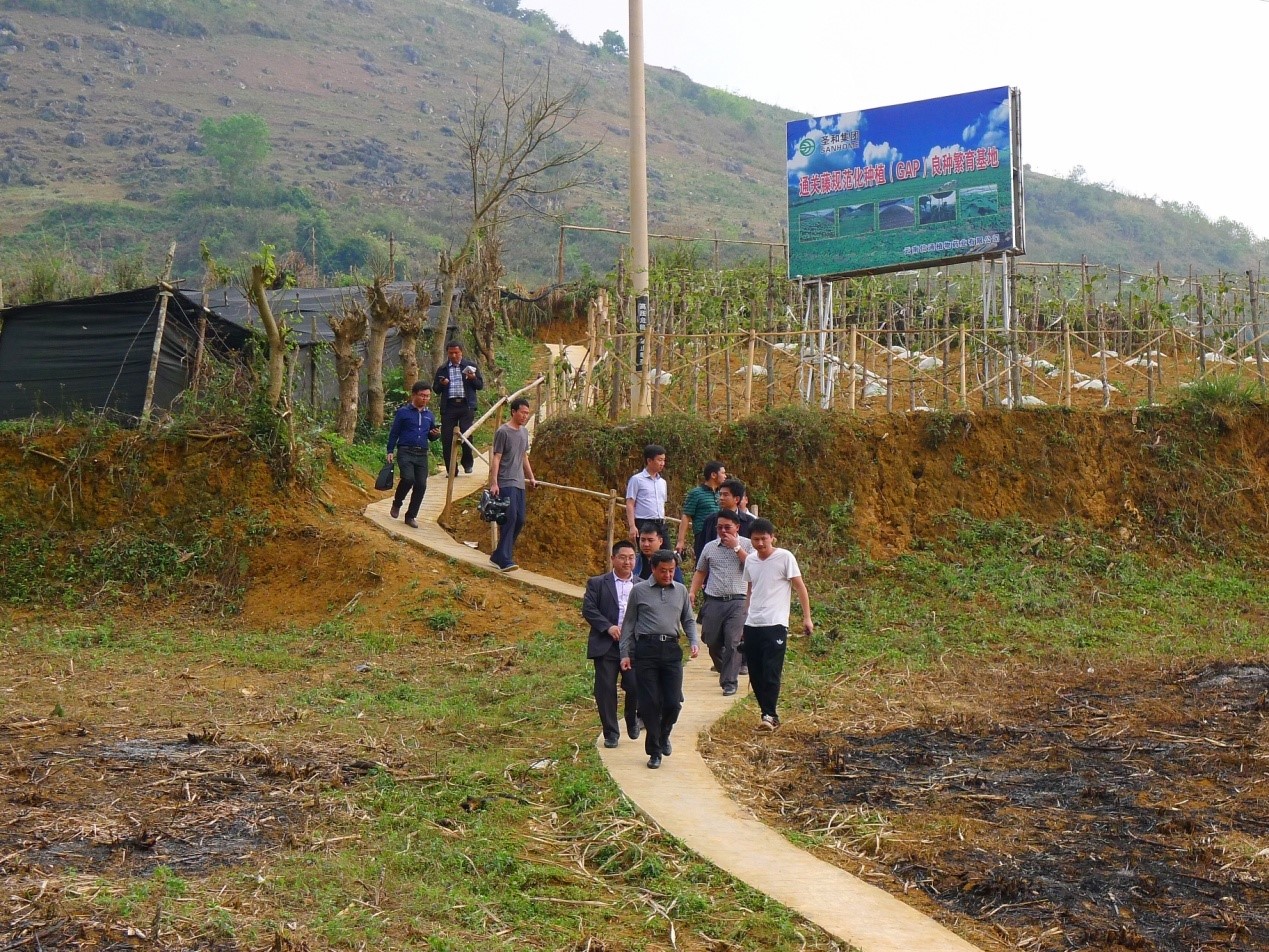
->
[364, 459, 982, 952]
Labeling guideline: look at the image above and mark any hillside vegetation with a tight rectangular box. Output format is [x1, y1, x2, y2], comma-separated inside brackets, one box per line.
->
[0, 0, 1266, 292]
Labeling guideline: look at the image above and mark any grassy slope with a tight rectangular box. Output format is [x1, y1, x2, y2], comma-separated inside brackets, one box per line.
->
[0, 0, 1266, 287]
[1, 389, 1266, 948]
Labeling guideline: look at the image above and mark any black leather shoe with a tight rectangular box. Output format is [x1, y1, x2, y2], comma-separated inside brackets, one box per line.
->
[603, 736, 619, 749]
[647, 753, 662, 769]
[405, 517, 419, 529]
[661, 740, 672, 756]
[389, 503, 401, 519]
[626, 721, 639, 740]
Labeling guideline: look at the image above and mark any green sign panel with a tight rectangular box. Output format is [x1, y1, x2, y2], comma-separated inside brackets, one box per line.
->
[786, 87, 1024, 279]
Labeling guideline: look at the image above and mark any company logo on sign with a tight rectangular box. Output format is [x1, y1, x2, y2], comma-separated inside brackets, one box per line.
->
[798, 137, 816, 157]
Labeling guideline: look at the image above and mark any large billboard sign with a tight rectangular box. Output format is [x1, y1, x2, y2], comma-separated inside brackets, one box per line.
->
[786, 86, 1023, 279]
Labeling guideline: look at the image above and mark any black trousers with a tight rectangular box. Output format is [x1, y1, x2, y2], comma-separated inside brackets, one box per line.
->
[441, 402, 475, 473]
[633, 638, 683, 755]
[392, 446, 431, 519]
[742, 624, 787, 718]
[593, 643, 637, 742]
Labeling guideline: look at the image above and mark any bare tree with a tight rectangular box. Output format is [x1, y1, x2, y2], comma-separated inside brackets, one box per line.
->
[328, 298, 368, 441]
[433, 54, 598, 386]
[245, 247, 288, 411]
[398, 284, 430, 390]
[365, 279, 406, 429]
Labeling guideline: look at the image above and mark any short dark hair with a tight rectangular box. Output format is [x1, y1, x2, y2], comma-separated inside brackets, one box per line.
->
[611, 539, 636, 555]
[445, 341, 463, 352]
[643, 443, 666, 462]
[715, 509, 741, 528]
[509, 397, 530, 412]
[719, 478, 746, 499]
[650, 549, 677, 568]
[750, 517, 775, 536]
[702, 460, 725, 480]
[411, 380, 431, 393]
[637, 520, 666, 542]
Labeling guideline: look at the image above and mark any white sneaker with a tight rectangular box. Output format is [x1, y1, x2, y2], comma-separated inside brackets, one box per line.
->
[759, 714, 778, 731]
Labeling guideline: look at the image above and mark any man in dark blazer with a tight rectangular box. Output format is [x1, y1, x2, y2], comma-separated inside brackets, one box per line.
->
[433, 340, 484, 476]
[581, 540, 641, 748]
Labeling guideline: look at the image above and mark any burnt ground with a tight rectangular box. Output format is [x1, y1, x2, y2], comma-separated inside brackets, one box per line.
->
[706, 659, 1269, 952]
[1, 717, 380, 949]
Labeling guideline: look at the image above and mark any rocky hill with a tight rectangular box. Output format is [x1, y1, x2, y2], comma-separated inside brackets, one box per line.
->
[1, 0, 1265, 288]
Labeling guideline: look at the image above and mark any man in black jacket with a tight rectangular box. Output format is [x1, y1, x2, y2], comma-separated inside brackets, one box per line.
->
[433, 341, 483, 476]
[581, 540, 640, 748]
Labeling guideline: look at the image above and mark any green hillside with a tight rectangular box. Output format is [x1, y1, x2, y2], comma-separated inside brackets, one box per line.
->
[0, 0, 1265, 297]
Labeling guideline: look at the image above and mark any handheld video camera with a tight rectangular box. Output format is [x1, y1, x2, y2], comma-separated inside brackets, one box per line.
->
[478, 489, 511, 526]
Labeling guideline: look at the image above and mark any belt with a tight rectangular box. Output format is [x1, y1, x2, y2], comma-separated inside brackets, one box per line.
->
[639, 633, 678, 642]
[448, 397, 467, 403]
[706, 593, 745, 601]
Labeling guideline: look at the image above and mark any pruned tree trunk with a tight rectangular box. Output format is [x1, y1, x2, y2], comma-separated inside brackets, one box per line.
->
[399, 284, 430, 390]
[366, 279, 405, 429]
[432, 250, 462, 372]
[465, 235, 504, 390]
[247, 264, 286, 409]
[329, 299, 368, 441]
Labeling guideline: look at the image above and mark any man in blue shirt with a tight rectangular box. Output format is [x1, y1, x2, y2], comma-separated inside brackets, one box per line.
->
[386, 381, 441, 528]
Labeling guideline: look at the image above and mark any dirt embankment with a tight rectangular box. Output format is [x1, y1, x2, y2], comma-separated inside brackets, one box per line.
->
[446, 406, 1269, 583]
[0, 429, 479, 630]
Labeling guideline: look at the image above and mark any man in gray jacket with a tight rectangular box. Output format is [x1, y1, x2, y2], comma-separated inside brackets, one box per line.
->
[620, 551, 699, 769]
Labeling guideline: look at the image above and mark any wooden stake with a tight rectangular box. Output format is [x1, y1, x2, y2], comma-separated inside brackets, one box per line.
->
[1197, 284, 1207, 378]
[1098, 305, 1111, 409]
[605, 492, 617, 562]
[1063, 321, 1073, 408]
[744, 328, 756, 416]
[1250, 271, 1265, 397]
[140, 241, 178, 423]
[848, 324, 857, 413]
[959, 324, 968, 409]
[192, 287, 210, 397]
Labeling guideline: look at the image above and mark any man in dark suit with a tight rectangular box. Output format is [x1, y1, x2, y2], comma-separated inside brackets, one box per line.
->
[581, 540, 640, 748]
[433, 340, 484, 476]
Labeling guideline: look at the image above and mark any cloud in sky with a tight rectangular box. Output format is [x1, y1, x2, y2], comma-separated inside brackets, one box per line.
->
[863, 140, 900, 167]
[964, 96, 1011, 150]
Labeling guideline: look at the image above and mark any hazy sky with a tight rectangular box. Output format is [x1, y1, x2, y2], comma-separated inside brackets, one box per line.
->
[523, 0, 1269, 242]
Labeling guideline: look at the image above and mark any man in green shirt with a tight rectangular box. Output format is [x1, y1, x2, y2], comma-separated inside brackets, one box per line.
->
[675, 460, 726, 562]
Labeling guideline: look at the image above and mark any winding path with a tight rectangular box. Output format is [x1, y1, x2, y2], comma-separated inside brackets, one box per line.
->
[363, 454, 982, 952]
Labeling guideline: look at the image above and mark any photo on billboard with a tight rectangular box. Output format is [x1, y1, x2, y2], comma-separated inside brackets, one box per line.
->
[837, 202, 875, 238]
[786, 86, 1024, 279]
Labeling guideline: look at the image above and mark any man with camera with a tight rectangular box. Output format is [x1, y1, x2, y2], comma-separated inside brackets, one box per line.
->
[487, 397, 536, 572]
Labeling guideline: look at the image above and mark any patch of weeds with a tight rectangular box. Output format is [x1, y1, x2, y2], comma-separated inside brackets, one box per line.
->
[1048, 427, 1078, 449]
[735, 404, 831, 471]
[323, 431, 385, 482]
[0, 502, 265, 610]
[951, 453, 968, 478]
[1176, 374, 1264, 414]
[922, 409, 970, 449]
[427, 608, 460, 632]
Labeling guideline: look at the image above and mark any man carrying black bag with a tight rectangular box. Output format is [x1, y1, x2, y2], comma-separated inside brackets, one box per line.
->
[386, 382, 441, 529]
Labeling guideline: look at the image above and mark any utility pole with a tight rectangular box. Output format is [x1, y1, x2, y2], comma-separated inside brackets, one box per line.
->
[629, 0, 651, 416]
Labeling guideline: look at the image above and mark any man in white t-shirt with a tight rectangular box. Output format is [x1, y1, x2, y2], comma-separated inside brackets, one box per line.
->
[741, 518, 813, 730]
